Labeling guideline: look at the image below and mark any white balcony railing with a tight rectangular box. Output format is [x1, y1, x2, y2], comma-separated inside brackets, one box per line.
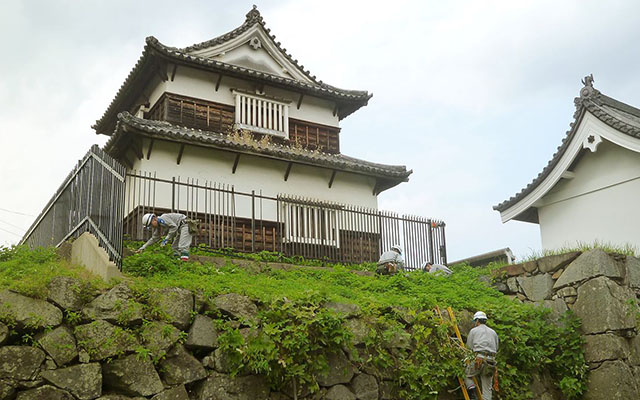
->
[233, 91, 289, 139]
[282, 202, 340, 247]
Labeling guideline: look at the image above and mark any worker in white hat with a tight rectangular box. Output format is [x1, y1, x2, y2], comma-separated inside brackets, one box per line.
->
[465, 311, 499, 400]
[376, 244, 405, 275]
[421, 261, 452, 276]
[137, 212, 193, 261]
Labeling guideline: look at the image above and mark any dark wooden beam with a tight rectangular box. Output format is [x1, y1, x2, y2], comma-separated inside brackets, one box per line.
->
[297, 93, 304, 109]
[328, 170, 337, 188]
[170, 64, 177, 81]
[122, 153, 134, 169]
[284, 162, 293, 181]
[176, 144, 185, 165]
[373, 181, 381, 196]
[332, 104, 338, 117]
[132, 138, 144, 160]
[232, 153, 241, 174]
[215, 74, 223, 91]
[155, 61, 168, 82]
[146, 139, 154, 160]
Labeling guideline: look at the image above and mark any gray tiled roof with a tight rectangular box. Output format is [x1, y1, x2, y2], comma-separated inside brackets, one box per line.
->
[93, 6, 371, 135]
[104, 112, 412, 181]
[493, 85, 640, 213]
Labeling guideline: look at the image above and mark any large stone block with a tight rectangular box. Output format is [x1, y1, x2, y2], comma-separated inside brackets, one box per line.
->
[517, 274, 554, 301]
[350, 373, 378, 400]
[151, 385, 189, 400]
[15, 385, 74, 400]
[584, 334, 630, 363]
[554, 249, 624, 289]
[47, 277, 86, 311]
[102, 354, 164, 397]
[192, 372, 269, 400]
[573, 277, 636, 334]
[74, 320, 138, 361]
[316, 350, 354, 387]
[148, 288, 193, 330]
[37, 326, 77, 367]
[627, 256, 640, 290]
[186, 314, 218, 350]
[81, 284, 143, 325]
[0, 322, 8, 345]
[537, 252, 581, 273]
[344, 318, 370, 345]
[210, 293, 258, 324]
[324, 302, 361, 318]
[41, 363, 102, 400]
[0, 346, 45, 380]
[325, 384, 356, 400]
[158, 345, 207, 386]
[139, 321, 182, 356]
[0, 290, 62, 329]
[583, 360, 640, 400]
[629, 334, 640, 366]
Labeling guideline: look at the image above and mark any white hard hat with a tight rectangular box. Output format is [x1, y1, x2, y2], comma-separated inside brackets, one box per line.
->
[421, 260, 431, 269]
[142, 213, 156, 228]
[473, 311, 488, 321]
[391, 244, 403, 254]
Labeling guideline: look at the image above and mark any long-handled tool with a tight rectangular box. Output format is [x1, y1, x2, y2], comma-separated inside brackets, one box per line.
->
[435, 305, 483, 400]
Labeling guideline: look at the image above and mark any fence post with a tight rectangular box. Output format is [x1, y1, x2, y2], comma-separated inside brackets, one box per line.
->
[427, 220, 435, 264]
[171, 177, 176, 212]
[440, 223, 447, 265]
[251, 190, 256, 252]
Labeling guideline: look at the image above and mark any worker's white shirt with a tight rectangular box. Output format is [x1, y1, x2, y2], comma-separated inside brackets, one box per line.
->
[466, 324, 499, 354]
[377, 250, 404, 268]
[429, 264, 452, 276]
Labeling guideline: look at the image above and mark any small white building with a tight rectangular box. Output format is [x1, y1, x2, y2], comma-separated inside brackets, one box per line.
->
[494, 76, 640, 251]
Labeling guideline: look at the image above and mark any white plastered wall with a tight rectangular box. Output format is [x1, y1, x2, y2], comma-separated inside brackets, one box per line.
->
[537, 140, 640, 251]
[127, 139, 378, 223]
[146, 65, 339, 127]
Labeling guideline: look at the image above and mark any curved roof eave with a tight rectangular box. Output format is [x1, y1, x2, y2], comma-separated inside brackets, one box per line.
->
[493, 80, 640, 223]
[104, 112, 412, 184]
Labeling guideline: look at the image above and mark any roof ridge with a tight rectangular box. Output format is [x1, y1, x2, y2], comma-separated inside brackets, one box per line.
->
[179, 6, 329, 88]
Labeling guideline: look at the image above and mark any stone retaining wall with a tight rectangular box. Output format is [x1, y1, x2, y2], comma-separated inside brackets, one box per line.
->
[493, 249, 640, 399]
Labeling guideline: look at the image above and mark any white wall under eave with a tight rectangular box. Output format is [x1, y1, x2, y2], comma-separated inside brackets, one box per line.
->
[128, 139, 378, 220]
[537, 140, 640, 251]
[163, 65, 340, 127]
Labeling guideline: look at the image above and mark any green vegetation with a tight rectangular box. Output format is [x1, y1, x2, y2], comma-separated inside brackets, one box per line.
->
[0, 244, 588, 399]
[522, 240, 639, 261]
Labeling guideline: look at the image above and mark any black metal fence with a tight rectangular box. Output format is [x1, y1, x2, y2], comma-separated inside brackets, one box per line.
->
[125, 172, 447, 268]
[20, 146, 126, 266]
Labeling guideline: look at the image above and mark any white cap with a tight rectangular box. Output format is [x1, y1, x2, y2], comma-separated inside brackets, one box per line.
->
[421, 260, 431, 269]
[473, 311, 487, 321]
[391, 244, 403, 254]
[142, 213, 156, 228]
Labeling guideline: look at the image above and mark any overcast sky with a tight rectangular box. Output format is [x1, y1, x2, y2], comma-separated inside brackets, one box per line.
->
[1, 0, 640, 261]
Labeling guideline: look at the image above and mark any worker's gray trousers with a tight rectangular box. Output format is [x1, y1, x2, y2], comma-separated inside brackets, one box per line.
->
[464, 355, 495, 400]
[171, 223, 192, 256]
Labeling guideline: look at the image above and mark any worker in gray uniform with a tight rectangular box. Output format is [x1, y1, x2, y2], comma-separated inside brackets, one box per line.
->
[376, 244, 404, 275]
[465, 311, 499, 400]
[137, 213, 193, 261]
[421, 261, 453, 276]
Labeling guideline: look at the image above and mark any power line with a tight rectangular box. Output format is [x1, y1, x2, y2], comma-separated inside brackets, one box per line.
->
[0, 218, 27, 232]
[0, 226, 22, 238]
[0, 207, 35, 217]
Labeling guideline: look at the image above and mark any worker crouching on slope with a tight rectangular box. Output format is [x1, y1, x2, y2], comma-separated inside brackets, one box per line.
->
[137, 213, 193, 261]
[465, 311, 499, 400]
[376, 244, 404, 275]
[422, 261, 453, 276]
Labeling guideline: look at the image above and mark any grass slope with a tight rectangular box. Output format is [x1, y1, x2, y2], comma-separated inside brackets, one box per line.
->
[0, 244, 587, 399]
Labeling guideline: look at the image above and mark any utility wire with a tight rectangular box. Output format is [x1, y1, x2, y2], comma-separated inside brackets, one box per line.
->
[0, 226, 22, 238]
[0, 218, 27, 232]
[0, 207, 35, 217]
